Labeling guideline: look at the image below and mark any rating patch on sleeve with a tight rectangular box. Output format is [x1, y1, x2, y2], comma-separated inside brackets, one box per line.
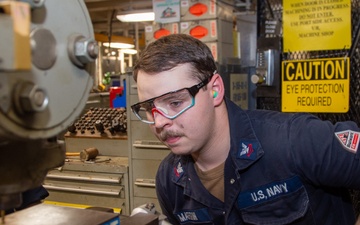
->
[335, 130, 360, 153]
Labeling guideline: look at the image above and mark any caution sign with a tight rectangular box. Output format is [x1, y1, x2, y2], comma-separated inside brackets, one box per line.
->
[282, 57, 350, 112]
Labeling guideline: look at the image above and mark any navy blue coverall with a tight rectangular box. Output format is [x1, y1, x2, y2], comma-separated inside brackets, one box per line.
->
[156, 98, 360, 225]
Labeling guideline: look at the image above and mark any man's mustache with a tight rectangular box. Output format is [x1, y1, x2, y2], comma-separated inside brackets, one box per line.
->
[159, 130, 184, 141]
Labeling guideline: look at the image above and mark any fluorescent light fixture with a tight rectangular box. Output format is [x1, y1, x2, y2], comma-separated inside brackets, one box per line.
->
[102, 42, 135, 49]
[95, 33, 135, 49]
[120, 49, 138, 55]
[117, 10, 154, 22]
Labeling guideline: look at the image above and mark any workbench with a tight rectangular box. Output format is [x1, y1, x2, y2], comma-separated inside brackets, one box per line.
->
[4, 203, 158, 225]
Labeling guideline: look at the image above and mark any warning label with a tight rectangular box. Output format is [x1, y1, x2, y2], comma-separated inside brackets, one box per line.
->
[282, 0, 351, 52]
[282, 57, 349, 112]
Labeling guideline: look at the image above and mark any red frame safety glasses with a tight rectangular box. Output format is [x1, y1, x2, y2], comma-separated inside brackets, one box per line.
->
[131, 73, 214, 124]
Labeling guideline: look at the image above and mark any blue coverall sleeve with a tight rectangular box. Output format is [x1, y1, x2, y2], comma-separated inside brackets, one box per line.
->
[289, 114, 360, 188]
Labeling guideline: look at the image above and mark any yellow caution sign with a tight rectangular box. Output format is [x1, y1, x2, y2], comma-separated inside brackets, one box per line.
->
[282, 57, 350, 112]
[282, 0, 351, 52]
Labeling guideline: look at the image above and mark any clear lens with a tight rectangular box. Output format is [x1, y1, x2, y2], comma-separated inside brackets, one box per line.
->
[131, 72, 214, 124]
[134, 89, 193, 123]
[155, 89, 192, 115]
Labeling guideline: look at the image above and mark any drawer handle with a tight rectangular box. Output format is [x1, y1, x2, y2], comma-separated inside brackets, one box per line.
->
[133, 140, 168, 149]
[134, 178, 155, 187]
[46, 173, 122, 184]
[43, 184, 121, 196]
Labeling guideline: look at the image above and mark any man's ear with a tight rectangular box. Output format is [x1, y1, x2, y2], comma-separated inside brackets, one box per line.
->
[209, 73, 225, 106]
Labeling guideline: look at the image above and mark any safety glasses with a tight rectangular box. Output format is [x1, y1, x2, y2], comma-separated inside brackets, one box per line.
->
[131, 74, 213, 124]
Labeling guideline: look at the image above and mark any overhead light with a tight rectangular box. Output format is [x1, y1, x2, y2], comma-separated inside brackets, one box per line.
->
[117, 10, 154, 22]
[102, 42, 135, 49]
[94, 33, 135, 49]
[119, 49, 138, 55]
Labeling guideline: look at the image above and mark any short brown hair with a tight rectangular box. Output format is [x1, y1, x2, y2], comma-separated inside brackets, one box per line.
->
[133, 34, 217, 82]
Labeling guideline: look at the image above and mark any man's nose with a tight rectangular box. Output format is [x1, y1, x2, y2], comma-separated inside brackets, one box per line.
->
[152, 108, 172, 127]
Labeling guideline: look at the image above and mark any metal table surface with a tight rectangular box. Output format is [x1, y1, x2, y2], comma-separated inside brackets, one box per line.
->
[4, 203, 158, 225]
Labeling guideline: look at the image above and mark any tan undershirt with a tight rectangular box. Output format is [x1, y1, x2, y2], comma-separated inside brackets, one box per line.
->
[194, 162, 225, 202]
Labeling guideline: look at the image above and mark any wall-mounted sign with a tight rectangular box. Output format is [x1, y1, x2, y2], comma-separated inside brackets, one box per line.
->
[283, 0, 351, 52]
[260, 19, 281, 36]
[281, 57, 350, 112]
[153, 0, 180, 23]
[230, 73, 249, 109]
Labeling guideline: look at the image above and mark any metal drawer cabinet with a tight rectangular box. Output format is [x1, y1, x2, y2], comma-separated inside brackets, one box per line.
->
[44, 157, 130, 215]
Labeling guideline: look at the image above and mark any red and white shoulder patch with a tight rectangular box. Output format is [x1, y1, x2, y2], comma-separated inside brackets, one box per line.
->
[335, 130, 360, 153]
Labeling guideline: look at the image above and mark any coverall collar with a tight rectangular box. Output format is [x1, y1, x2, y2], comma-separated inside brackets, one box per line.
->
[170, 98, 264, 187]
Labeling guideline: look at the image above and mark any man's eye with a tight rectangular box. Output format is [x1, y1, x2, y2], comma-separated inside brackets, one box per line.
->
[141, 103, 154, 111]
[170, 100, 183, 108]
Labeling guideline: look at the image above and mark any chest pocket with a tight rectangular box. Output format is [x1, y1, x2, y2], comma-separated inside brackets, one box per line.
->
[237, 176, 314, 225]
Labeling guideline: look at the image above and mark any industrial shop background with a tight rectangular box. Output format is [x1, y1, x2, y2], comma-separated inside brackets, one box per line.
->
[46, 0, 360, 217]
[1, 0, 360, 223]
